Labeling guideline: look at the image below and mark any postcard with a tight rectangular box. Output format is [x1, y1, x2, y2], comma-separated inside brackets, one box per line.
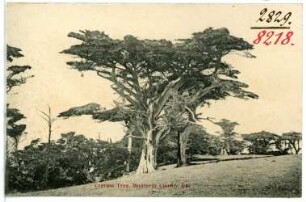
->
[4, 2, 302, 198]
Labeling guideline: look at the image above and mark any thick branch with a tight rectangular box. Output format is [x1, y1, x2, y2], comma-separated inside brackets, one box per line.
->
[185, 106, 200, 124]
[153, 77, 182, 118]
[189, 82, 223, 104]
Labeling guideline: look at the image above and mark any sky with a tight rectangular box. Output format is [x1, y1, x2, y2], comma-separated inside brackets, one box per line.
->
[6, 4, 302, 148]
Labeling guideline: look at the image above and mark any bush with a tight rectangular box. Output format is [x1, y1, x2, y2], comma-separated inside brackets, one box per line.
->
[7, 132, 129, 193]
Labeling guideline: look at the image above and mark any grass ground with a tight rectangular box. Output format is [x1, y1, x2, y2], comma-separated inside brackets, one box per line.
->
[9, 155, 301, 197]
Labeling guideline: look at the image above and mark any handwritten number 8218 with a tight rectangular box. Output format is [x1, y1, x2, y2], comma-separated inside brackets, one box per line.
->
[253, 30, 294, 45]
[257, 8, 292, 26]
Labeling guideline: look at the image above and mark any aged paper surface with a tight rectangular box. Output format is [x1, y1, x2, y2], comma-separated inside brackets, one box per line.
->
[5, 3, 302, 197]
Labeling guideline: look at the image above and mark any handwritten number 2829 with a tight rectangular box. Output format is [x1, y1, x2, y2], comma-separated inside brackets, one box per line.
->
[257, 8, 292, 26]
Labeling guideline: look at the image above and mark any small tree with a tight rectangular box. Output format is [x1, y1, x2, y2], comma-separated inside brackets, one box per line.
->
[242, 131, 280, 154]
[282, 132, 302, 154]
[187, 128, 212, 157]
[6, 45, 33, 193]
[39, 106, 56, 188]
[6, 45, 32, 152]
[215, 119, 239, 155]
[7, 45, 33, 93]
[6, 107, 26, 153]
[206, 135, 223, 156]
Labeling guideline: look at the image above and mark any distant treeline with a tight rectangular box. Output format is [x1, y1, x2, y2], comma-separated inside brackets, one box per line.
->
[6, 130, 301, 193]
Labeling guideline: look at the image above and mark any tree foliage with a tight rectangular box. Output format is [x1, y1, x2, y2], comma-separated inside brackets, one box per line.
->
[6, 107, 26, 152]
[6, 45, 33, 151]
[61, 28, 257, 120]
[242, 131, 280, 154]
[7, 45, 33, 92]
[214, 119, 240, 155]
[6, 45, 33, 193]
[7, 132, 129, 192]
[61, 28, 258, 173]
[59, 103, 125, 122]
[281, 132, 302, 154]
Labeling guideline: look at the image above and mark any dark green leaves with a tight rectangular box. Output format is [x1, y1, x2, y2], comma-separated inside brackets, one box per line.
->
[61, 28, 258, 138]
[7, 124, 26, 139]
[282, 132, 302, 141]
[7, 107, 27, 140]
[8, 65, 31, 75]
[58, 103, 102, 118]
[58, 103, 125, 122]
[7, 107, 26, 125]
[191, 28, 253, 54]
[243, 131, 280, 141]
[7, 45, 23, 62]
[92, 108, 125, 122]
[6, 45, 33, 92]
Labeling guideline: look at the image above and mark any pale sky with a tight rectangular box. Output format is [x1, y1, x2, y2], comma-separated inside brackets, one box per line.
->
[6, 4, 302, 148]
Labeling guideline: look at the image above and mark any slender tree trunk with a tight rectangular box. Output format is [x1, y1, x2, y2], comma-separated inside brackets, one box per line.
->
[292, 142, 297, 154]
[5, 138, 18, 193]
[13, 138, 19, 152]
[179, 106, 197, 165]
[5, 139, 10, 193]
[5, 161, 9, 193]
[44, 142, 51, 185]
[153, 145, 158, 169]
[179, 131, 189, 166]
[180, 144, 188, 166]
[42, 106, 53, 188]
[178, 126, 191, 167]
[126, 134, 133, 172]
[296, 148, 301, 154]
[153, 126, 168, 169]
[226, 140, 230, 155]
[296, 139, 301, 154]
[221, 139, 230, 155]
[291, 140, 301, 154]
[13, 138, 21, 171]
[177, 131, 182, 167]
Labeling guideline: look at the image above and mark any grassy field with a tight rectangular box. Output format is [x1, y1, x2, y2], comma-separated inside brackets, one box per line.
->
[9, 155, 301, 197]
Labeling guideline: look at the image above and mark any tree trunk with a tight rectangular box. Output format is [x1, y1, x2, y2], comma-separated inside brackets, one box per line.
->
[177, 131, 182, 166]
[180, 143, 188, 166]
[40, 106, 53, 188]
[179, 131, 189, 166]
[296, 139, 301, 154]
[126, 134, 133, 172]
[153, 145, 158, 169]
[5, 146, 10, 193]
[178, 126, 191, 167]
[296, 148, 301, 154]
[136, 142, 156, 174]
[153, 126, 168, 169]
[136, 130, 156, 174]
[292, 140, 301, 154]
[221, 141, 229, 155]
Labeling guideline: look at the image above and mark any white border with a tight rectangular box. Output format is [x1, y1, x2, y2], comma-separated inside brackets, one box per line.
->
[1, 0, 5, 202]
[4, 0, 306, 3]
[1, 1, 305, 202]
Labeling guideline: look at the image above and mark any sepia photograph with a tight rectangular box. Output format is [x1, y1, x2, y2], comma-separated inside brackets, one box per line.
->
[4, 2, 303, 198]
